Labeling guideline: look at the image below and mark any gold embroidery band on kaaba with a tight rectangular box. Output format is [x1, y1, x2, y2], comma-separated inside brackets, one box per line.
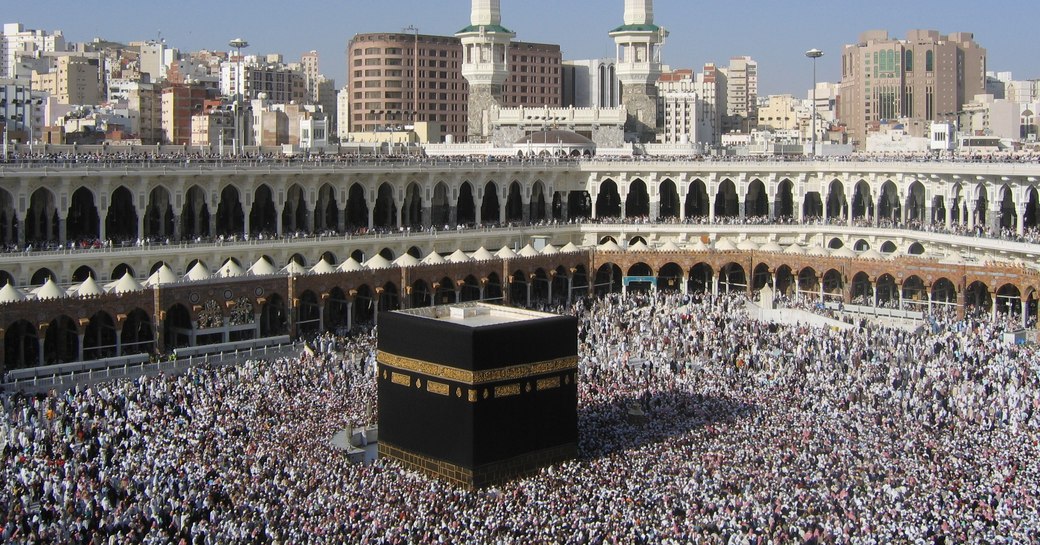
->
[377, 351, 578, 386]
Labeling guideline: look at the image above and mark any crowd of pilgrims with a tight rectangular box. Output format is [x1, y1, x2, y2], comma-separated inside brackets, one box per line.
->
[1, 291, 1038, 544]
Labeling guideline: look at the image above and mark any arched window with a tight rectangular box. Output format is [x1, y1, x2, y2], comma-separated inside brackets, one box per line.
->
[905, 50, 913, 72]
[925, 50, 934, 72]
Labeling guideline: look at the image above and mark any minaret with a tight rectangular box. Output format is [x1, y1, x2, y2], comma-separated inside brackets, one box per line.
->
[457, 0, 515, 142]
[609, 0, 668, 142]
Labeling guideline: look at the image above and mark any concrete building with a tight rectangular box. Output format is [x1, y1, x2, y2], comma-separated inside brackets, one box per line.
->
[133, 41, 175, 83]
[220, 59, 306, 105]
[722, 56, 758, 134]
[161, 84, 209, 145]
[0, 79, 44, 144]
[656, 68, 721, 147]
[758, 94, 800, 132]
[961, 94, 1022, 141]
[562, 59, 620, 109]
[609, 0, 668, 142]
[0, 23, 66, 80]
[839, 30, 987, 148]
[337, 86, 351, 141]
[31, 55, 103, 106]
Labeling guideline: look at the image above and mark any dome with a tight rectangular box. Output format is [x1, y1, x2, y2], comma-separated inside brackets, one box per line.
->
[658, 241, 682, 252]
[70, 275, 104, 297]
[215, 259, 246, 278]
[248, 257, 278, 276]
[183, 262, 212, 281]
[559, 242, 581, 253]
[33, 277, 66, 300]
[146, 264, 179, 286]
[110, 272, 144, 294]
[628, 240, 651, 252]
[281, 261, 308, 275]
[691, 239, 709, 252]
[446, 249, 472, 263]
[783, 244, 807, 255]
[310, 259, 338, 275]
[364, 254, 393, 270]
[470, 247, 496, 261]
[422, 251, 447, 265]
[0, 282, 26, 304]
[831, 246, 857, 258]
[759, 241, 784, 253]
[806, 245, 830, 257]
[541, 244, 559, 255]
[338, 257, 366, 272]
[859, 249, 885, 260]
[495, 246, 518, 259]
[517, 244, 541, 257]
[736, 240, 759, 251]
[393, 254, 421, 268]
[713, 238, 736, 251]
[598, 240, 623, 252]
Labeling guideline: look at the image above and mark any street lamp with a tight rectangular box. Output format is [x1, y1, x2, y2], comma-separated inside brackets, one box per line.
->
[805, 48, 824, 157]
[229, 38, 250, 156]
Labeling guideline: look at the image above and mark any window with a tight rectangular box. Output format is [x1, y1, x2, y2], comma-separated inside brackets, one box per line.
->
[926, 50, 934, 72]
[905, 50, 913, 72]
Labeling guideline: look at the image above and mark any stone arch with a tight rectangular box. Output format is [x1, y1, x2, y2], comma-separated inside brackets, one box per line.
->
[825, 179, 847, 221]
[72, 265, 96, 283]
[260, 293, 289, 337]
[250, 184, 278, 237]
[688, 263, 714, 294]
[822, 269, 843, 299]
[0, 188, 17, 245]
[995, 284, 1022, 315]
[529, 181, 548, 222]
[378, 247, 395, 260]
[878, 181, 901, 223]
[974, 184, 989, 226]
[854, 239, 870, 251]
[410, 280, 432, 308]
[851, 180, 874, 221]
[181, 185, 211, 240]
[718, 262, 747, 293]
[745, 179, 768, 218]
[567, 190, 592, 220]
[1024, 187, 1039, 230]
[121, 309, 154, 355]
[797, 267, 820, 294]
[902, 276, 927, 309]
[774, 265, 795, 296]
[714, 179, 739, 218]
[346, 183, 370, 231]
[593, 263, 623, 295]
[460, 275, 482, 302]
[931, 195, 947, 225]
[626, 179, 650, 218]
[596, 179, 621, 219]
[932, 278, 957, 306]
[828, 237, 844, 249]
[379, 282, 401, 313]
[325, 287, 351, 333]
[435, 277, 458, 305]
[110, 263, 134, 281]
[282, 184, 309, 234]
[802, 192, 823, 218]
[775, 179, 795, 219]
[850, 272, 872, 304]
[457, 182, 477, 225]
[30, 267, 56, 286]
[431, 182, 451, 226]
[965, 281, 991, 313]
[145, 186, 175, 240]
[83, 311, 117, 361]
[876, 274, 898, 306]
[626, 262, 654, 292]
[64, 187, 98, 243]
[374, 183, 398, 229]
[880, 241, 897, 254]
[486, 272, 505, 303]
[998, 185, 1017, 231]
[353, 285, 376, 326]
[685, 179, 709, 218]
[751, 263, 771, 291]
[105, 186, 139, 243]
[405, 246, 422, 259]
[314, 183, 341, 234]
[298, 290, 321, 337]
[907, 242, 925, 255]
[44, 315, 79, 365]
[5, 320, 38, 370]
[481, 182, 501, 224]
[905, 181, 926, 223]
[402, 182, 423, 228]
[164, 304, 193, 350]
[215, 185, 244, 237]
[659, 179, 680, 219]
[505, 181, 524, 222]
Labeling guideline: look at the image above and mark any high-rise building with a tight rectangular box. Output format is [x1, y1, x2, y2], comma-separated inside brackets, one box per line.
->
[161, 84, 209, 145]
[220, 59, 307, 105]
[838, 30, 987, 148]
[656, 67, 722, 147]
[609, 0, 668, 142]
[562, 59, 620, 109]
[30, 55, 103, 106]
[0, 23, 66, 80]
[722, 56, 758, 134]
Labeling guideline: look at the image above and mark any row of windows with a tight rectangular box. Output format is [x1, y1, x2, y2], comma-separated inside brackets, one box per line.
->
[354, 48, 456, 58]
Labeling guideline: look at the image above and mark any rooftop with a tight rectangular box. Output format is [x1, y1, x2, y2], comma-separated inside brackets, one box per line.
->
[396, 302, 557, 328]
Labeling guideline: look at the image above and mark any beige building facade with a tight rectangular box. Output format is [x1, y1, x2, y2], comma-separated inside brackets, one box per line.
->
[839, 30, 987, 148]
[30, 55, 103, 105]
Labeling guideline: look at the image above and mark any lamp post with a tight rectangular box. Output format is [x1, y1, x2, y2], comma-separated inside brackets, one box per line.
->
[805, 48, 824, 157]
[229, 38, 250, 156]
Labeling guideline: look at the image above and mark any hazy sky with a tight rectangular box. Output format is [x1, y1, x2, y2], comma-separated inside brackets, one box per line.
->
[5, 1, 1038, 96]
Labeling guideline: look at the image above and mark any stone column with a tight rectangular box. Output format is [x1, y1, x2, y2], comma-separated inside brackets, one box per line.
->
[58, 215, 67, 245]
[338, 207, 347, 233]
[115, 330, 123, 357]
[1017, 205, 1027, 236]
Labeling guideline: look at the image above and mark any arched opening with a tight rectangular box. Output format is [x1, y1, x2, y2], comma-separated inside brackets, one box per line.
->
[431, 182, 451, 226]
[745, 179, 768, 218]
[374, 183, 398, 229]
[880, 241, 897, 254]
[822, 269, 843, 300]
[346, 184, 370, 231]
[878, 181, 901, 223]
[530, 182, 549, 223]
[110, 263, 134, 281]
[974, 185, 989, 228]
[902, 276, 927, 310]
[567, 191, 592, 220]
[851, 180, 873, 221]
[797, 267, 820, 296]
[410, 280, 432, 308]
[998, 186, 1017, 231]
[481, 182, 501, 225]
[905, 181, 926, 223]
[854, 239, 870, 252]
[688, 263, 714, 294]
[121, 309, 154, 356]
[505, 182, 524, 222]
[106, 186, 139, 243]
[460, 275, 482, 302]
[875, 274, 898, 307]
[751, 263, 771, 291]
[260, 294, 289, 337]
[828, 238, 844, 249]
[379, 283, 400, 313]
[314, 183, 341, 234]
[72, 266, 96, 283]
[486, 272, 505, 302]
[802, 192, 823, 219]
[44, 316, 79, 365]
[625, 179, 650, 218]
[282, 184, 309, 235]
[714, 179, 739, 218]
[1024, 187, 1039, 231]
[297, 290, 321, 337]
[932, 195, 947, 226]
[402, 183, 423, 228]
[164, 304, 193, 350]
[774, 265, 795, 296]
[995, 284, 1022, 316]
[215, 185, 244, 237]
[685, 179, 709, 219]
[145, 186, 176, 240]
[775, 180, 795, 219]
[593, 263, 622, 295]
[599, 236, 618, 245]
[531, 269, 552, 303]
[353, 286, 376, 326]
[907, 242, 925, 256]
[626, 262, 654, 293]
[657, 263, 683, 292]
[596, 179, 621, 219]
[850, 272, 872, 304]
[718, 263, 747, 293]
[64, 187, 98, 244]
[325, 288, 351, 333]
[250, 184, 278, 237]
[30, 268, 56, 286]
[932, 278, 957, 307]
[659, 179, 680, 219]
[83, 311, 117, 360]
[0, 188, 17, 246]
[457, 182, 476, 226]
[436, 278, 458, 305]
[965, 281, 991, 314]
[825, 180, 847, 221]
[181, 185, 210, 240]
[5, 320, 38, 369]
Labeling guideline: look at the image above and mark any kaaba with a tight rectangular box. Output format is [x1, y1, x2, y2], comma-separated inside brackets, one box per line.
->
[377, 302, 578, 489]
